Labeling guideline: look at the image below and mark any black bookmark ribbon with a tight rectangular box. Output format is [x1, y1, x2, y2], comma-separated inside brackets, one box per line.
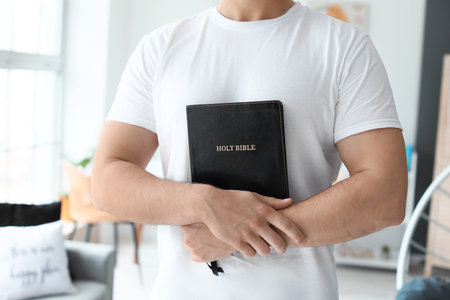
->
[207, 261, 224, 276]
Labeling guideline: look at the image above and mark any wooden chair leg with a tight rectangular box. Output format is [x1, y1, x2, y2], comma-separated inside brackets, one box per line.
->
[136, 223, 143, 245]
[131, 223, 141, 264]
[424, 255, 433, 277]
[85, 223, 93, 242]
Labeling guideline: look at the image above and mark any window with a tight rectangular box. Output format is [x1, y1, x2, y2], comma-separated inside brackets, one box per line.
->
[0, 0, 64, 204]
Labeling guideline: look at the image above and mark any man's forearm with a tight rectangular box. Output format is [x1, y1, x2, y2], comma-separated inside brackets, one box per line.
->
[92, 157, 305, 256]
[92, 158, 208, 225]
[280, 169, 407, 247]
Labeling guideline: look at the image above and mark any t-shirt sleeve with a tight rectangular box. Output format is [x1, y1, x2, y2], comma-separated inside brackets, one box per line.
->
[106, 34, 158, 133]
[334, 35, 402, 143]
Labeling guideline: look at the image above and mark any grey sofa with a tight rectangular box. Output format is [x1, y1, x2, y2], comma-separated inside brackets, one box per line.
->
[37, 240, 116, 300]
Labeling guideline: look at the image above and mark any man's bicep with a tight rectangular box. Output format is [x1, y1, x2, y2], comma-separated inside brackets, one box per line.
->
[336, 128, 408, 225]
[336, 128, 406, 178]
[95, 120, 158, 169]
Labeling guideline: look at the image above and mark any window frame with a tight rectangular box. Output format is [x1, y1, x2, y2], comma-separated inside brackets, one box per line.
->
[0, 1, 65, 204]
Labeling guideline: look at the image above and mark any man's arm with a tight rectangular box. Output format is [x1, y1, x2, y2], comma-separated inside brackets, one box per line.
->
[91, 121, 197, 225]
[280, 127, 407, 247]
[91, 121, 304, 257]
[181, 128, 407, 261]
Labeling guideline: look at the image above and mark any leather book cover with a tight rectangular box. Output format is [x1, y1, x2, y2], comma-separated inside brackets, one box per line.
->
[186, 100, 289, 199]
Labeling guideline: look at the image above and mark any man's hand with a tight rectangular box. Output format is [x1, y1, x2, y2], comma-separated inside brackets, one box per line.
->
[181, 223, 235, 262]
[196, 188, 305, 258]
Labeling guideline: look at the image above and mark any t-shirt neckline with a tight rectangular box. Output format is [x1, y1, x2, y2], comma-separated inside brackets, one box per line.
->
[210, 2, 303, 31]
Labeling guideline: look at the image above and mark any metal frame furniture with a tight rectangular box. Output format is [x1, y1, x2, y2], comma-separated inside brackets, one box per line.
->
[396, 165, 450, 290]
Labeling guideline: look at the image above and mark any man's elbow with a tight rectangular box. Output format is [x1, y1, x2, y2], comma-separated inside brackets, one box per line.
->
[375, 159, 408, 228]
[91, 191, 105, 212]
[381, 188, 407, 227]
[388, 199, 406, 226]
[90, 169, 109, 213]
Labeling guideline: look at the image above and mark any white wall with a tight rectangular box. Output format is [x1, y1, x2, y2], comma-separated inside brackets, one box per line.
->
[307, 0, 426, 145]
[104, 0, 130, 117]
[62, 0, 110, 163]
[366, 0, 426, 145]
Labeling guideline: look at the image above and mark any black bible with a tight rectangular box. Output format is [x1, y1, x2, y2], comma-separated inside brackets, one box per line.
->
[186, 100, 289, 276]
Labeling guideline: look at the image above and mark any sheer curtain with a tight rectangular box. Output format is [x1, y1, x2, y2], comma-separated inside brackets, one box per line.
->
[0, 0, 64, 204]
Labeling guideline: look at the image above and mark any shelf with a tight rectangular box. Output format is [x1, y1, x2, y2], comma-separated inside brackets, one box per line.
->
[334, 226, 404, 270]
[335, 252, 399, 270]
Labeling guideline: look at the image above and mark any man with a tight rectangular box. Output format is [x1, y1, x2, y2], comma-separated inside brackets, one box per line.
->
[92, 0, 407, 299]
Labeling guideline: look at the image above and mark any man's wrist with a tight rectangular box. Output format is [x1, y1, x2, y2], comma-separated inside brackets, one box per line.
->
[187, 183, 216, 224]
[277, 203, 307, 247]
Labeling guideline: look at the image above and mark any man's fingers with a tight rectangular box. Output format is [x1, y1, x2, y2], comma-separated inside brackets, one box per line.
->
[260, 196, 292, 210]
[268, 212, 305, 246]
[201, 190, 304, 258]
[258, 225, 287, 254]
[246, 234, 271, 256]
[235, 241, 257, 258]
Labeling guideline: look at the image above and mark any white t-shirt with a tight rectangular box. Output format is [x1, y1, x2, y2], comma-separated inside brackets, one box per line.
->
[107, 2, 401, 299]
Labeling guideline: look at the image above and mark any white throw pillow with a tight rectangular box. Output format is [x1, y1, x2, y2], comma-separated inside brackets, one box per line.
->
[0, 220, 76, 300]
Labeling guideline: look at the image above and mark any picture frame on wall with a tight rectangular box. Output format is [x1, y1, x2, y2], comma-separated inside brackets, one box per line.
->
[306, 1, 369, 32]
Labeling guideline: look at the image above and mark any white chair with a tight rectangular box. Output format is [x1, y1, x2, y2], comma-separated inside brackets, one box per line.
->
[396, 165, 450, 290]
